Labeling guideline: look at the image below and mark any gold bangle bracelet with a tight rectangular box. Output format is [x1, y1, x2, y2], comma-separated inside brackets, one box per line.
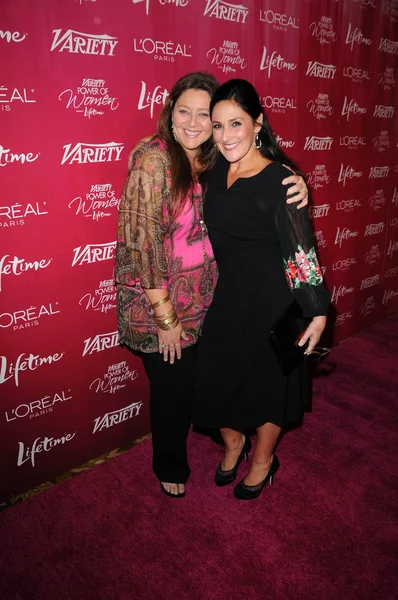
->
[152, 296, 170, 310]
[157, 317, 179, 331]
[155, 308, 176, 321]
[156, 316, 178, 327]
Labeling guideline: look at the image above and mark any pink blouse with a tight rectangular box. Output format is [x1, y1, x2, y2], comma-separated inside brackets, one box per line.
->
[115, 137, 218, 352]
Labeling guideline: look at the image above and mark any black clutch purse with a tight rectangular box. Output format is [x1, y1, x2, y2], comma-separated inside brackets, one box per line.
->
[268, 300, 310, 376]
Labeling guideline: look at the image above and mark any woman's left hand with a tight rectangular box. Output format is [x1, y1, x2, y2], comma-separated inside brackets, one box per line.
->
[282, 170, 309, 209]
[298, 316, 327, 355]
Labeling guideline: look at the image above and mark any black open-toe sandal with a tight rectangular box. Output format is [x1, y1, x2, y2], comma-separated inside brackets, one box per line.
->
[160, 483, 186, 498]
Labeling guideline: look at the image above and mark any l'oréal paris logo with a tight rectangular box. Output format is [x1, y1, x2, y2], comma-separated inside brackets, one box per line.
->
[50, 29, 118, 55]
[5, 390, 71, 422]
[0, 302, 60, 331]
[0, 202, 48, 229]
[72, 242, 116, 266]
[345, 23, 372, 51]
[261, 96, 297, 114]
[134, 38, 191, 61]
[260, 47, 297, 78]
[259, 9, 299, 31]
[92, 401, 143, 433]
[17, 432, 76, 467]
[342, 66, 370, 83]
[204, 0, 248, 23]
[339, 136, 366, 150]
[0, 351, 65, 387]
[306, 61, 336, 79]
[61, 142, 123, 165]
[82, 331, 119, 357]
[0, 87, 36, 113]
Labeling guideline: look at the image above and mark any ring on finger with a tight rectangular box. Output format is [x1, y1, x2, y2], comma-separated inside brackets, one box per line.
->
[163, 344, 168, 348]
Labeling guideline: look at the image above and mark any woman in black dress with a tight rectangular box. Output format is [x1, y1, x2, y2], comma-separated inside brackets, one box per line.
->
[193, 79, 330, 500]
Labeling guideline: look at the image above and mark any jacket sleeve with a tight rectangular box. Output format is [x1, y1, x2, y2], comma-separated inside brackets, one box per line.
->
[273, 183, 330, 318]
[115, 145, 170, 290]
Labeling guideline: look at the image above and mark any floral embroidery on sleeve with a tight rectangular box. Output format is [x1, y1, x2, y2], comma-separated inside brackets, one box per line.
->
[284, 245, 323, 289]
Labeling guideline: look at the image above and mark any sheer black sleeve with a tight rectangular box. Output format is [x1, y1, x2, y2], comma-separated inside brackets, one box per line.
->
[273, 182, 330, 318]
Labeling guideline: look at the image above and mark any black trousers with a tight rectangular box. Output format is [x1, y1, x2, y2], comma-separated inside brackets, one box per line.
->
[141, 344, 197, 483]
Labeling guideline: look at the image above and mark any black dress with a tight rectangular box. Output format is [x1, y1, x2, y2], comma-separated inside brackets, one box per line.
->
[192, 156, 330, 431]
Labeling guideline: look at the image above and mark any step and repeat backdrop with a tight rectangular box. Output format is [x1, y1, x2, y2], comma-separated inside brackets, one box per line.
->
[1, 0, 397, 501]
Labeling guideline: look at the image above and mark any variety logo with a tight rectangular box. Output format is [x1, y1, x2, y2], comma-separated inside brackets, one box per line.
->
[373, 105, 395, 118]
[306, 61, 336, 79]
[82, 331, 119, 357]
[341, 96, 367, 121]
[306, 93, 333, 120]
[304, 136, 333, 151]
[334, 226, 359, 248]
[59, 78, 119, 119]
[332, 257, 357, 272]
[382, 0, 398, 23]
[206, 40, 247, 74]
[204, 0, 248, 23]
[72, 242, 116, 267]
[378, 38, 398, 54]
[382, 289, 398, 305]
[138, 81, 169, 119]
[338, 164, 363, 187]
[331, 285, 355, 305]
[335, 310, 353, 326]
[132, 0, 190, 17]
[0, 302, 60, 331]
[385, 266, 398, 278]
[0, 202, 48, 229]
[5, 390, 71, 422]
[308, 203, 330, 218]
[259, 9, 299, 31]
[134, 37, 191, 62]
[360, 274, 380, 290]
[69, 183, 120, 222]
[260, 47, 297, 78]
[372, 131, 390, 153]
[342, 66, 370, 83]
[377, 67, 396, 90]
[359, 296, 376, 316]
[50, 29, 118, 56]
[306, 165, 330, 190]
[387, 239, 398, 257]
[0, 29, 27, 43]
[0, 144, 39, 167]
[314, 230, 327, 249]
[369, 166, 389, 179]
[89, 361, 139, 395]
[79, 279, 116, 315]
[364, 222, 385, 236]
[0, 351, 64, 387]
[345, 23, 372, 51]
[0, 255, 52, 293]
[364, 244, 381, 265]
[368, 190, 386, 211]
[260, 96, 296, 114]
[274, 135, 295, 149]
[0, 86, 35, 113]
[339, 136, 366, 150]
[93, 400, 143, 433]
[392, 187, 398, 206]
[17, 432, 76, 467]
[61, 142, 123, 165]
[336, 198, 362, 212]
[309, 16, 337, 44]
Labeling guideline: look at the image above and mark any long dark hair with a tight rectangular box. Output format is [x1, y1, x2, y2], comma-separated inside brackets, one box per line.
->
[209, 78, 302, 175]
[157, 71, 220, 218]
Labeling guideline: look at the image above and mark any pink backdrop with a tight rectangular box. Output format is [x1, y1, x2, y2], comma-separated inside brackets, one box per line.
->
[1, 0, 397, 502]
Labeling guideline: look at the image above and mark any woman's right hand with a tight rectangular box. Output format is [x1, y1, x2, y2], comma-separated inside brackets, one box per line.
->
[158, 322, 189, 364]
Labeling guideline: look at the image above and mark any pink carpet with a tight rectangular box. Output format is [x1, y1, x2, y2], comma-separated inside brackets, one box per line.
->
[1, 317, 397, 600]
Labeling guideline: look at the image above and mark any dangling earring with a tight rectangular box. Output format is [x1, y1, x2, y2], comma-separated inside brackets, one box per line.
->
[255, 133, 262, 149]
[171, 123, 179, 143]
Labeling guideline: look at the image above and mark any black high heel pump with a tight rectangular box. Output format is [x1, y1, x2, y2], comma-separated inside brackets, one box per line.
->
[234, 454, 280, 500]
[214, 435, 252, 487]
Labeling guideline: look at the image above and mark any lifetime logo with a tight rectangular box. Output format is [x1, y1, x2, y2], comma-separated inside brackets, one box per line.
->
[82, 331, 119, 357]
[72, 242, 116, 266]
[50, 29, 118, 55]
[304, 136, 333, 151]
[61, 142, 123, 165]
[345, 23, 372, 52]
[204, 0, 249, 23]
